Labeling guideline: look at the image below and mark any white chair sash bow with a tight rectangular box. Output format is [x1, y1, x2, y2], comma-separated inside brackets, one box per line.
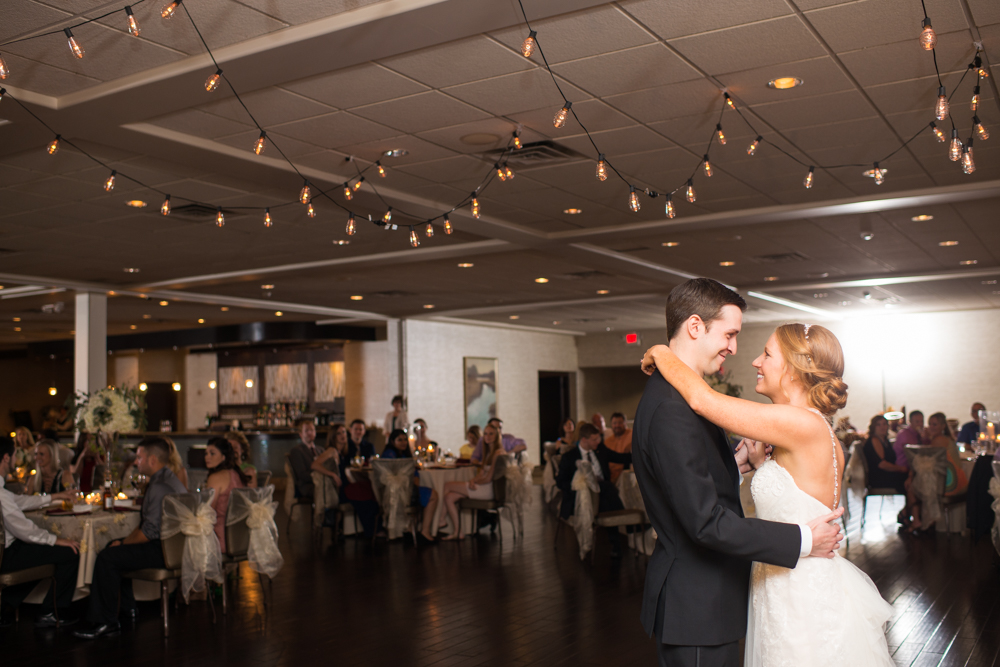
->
[989, 477, 1000, 558]
[381, 470, 412, 539]
[227, 485, 284, 578]
[161, 491, 223, 602]
[843, 442, 867, 497]
[911, 452, 946, 524]
[503, 455, 534, 535]
[311, 468, 339, 528]
[570, 459, 600, 560]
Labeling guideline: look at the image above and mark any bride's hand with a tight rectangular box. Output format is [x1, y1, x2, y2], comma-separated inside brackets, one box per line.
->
[640, 344, 671, 375]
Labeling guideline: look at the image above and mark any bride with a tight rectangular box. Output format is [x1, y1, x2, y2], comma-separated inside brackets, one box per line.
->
[642, 323, 894, 667]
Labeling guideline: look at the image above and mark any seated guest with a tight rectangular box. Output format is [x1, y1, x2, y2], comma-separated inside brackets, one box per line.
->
[908, 412, 968, 533]
[379, 429, 439, 543]
[458, 425, 480, 460]
[413, 419, 437, 454]
[555, 418, 576, 454]
[164, 437, 189, 490]
[442, 422, 506, 540]
[383, 394, 409, 434]
[32, 438, 75, 494]
[591, 413, 613, 443]
[604, 412, 633, 483]
[74, 437, 187, 639]
[288, 418, 322, 499]
[318, 420, 380, 537]
[71, 432, 104, 493]
[204, 437, 250, 552]
[557, 422, 633, 558]
[0, 437, 80, 628]
[13, 426, 35, 469]
[347, 419, 377, 460]
[470, 417, 526, 462]
[892, 411, 926, 470]
[957, 402, 985, 443]
[313, 423, 346, 525]
[225, 430, 257, 488]
[863, 415, 909, 494]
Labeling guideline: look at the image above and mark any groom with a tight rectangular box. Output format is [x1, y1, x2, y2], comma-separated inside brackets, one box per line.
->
[632, 278, 843, 667]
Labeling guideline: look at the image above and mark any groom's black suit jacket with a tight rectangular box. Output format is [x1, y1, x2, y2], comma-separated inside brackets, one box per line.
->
[632, 372, 801, 647]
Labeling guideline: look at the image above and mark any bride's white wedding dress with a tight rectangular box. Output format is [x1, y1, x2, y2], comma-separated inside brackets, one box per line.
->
[745, 410, 895, 667]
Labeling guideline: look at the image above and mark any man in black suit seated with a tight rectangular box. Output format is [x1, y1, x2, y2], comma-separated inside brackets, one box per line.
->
[288, 418, 323, 499]
[557, 422, 633, 557]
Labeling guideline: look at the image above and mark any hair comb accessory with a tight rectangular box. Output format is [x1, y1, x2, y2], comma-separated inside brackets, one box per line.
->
[803, 324, 812, 340]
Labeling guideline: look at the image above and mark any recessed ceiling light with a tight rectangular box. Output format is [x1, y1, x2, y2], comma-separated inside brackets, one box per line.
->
[552, 321, 561, 325]
[457, 263, 474, 268]
[129, 325, 136, 330]
[982, 280, 998, 285]
[460, 133, 500, 146]
[767, 77, 803, 89]
[535, 277, 549, 283]
[423, 304, 435, 309]
[719, 261, 735, 267]
[862, 167, 889, 178]
[123, 268, 140, 273]
[509, 315, 520, 320]
[142, 314, 151, 319]
[261, 284, 274, 290]
[333, 240, 350, 246]
[125, 200, 146, 208]
[939, 240, 959, 246]
[911, 214, 934, 222]
[383, 149, 409, 158]
[221, 306, 229, 311]
[274, 311, 283, 316]
[960, 259, 978, 265]
[813, 292, 828, 298]
[0, 286, 4, 290]
[350, 295, 363, 301]
[159, 300, 168, 306]
[12, 317, 20, 322]
[13, 327, 20, 332]
[197, 318, 205, 323]
[563, 208, 583, 215]
[763, 276, 779, 282]
[108, 291, 116, 296]
[662, 242, 679, 247]
[596, 289, 610, 295]
[807, 272, 830, 279]
[838, 300, 852, 306]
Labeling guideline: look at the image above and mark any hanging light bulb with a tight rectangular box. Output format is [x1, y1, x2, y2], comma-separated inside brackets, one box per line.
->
[64, 28, 84, 59]
[521, 30, 537, 58]
[307, 202, 316, 218]
[949, 129, 963, 161]
[935, 85, 949, 120]
[161, 195, 171, 216]
[665, 194, 675, 219]
[216, 207, 225, 227]
[46, 135, 60, 155]
[596, 154, 608, 181]
[513, 131, 522, 150]
[496, 163, 506, 181]
[161, 0, 181, 18]
[747, 136, 761, 156]
[443, 214, 453, 234]
[553, 101, 571, 129]
[205, 69, 222, 92]
[471, 197, 481, 219]
[409, 227, 420, 247]
[343, 183, 353, 201]
[377, 161, 386, 178]
[703, 155, 713, 177]
[0, 87, 5, 102]
[962, 139, 975, 174]
[686, 179, 696, 203]
[0, 54, 9, 80]
[504, 165, 514, 180]
[346, 215, 356, 236]
[104, 170, 117, 192]
[872, 162, 884, 185]
[715, 124, 726, 145]
[253, 131, 266, 155]
[264, 208, 272, 227]
[803, 166, 815, 189]
[971, 85, 980, 112]
[628, 186, 640, 212]
[299, 180, 311, 204]
[919, 17, 936, 50]
[425, 222, 434, 237]
[125, 6, 141, 36]
[383, 208, 393, 225]
[352, 178, 364, 191]
[974, 55, 988, 78]
[724, 92, 735, 110]
[930, 121, 946, 142]
[974, 115, 989, 141]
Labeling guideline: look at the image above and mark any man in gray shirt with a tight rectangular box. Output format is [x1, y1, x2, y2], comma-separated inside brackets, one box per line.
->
[74, 437, 186, 639]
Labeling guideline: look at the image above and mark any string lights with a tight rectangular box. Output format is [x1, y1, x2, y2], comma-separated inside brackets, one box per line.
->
[253, 131, 266, 155]
[970, 85, 980, 111]
[204, 68, 222, 92]
[930, 121, 946, 142]
[703, 155, 713, 178]
[949, 129, 963, 161]
[512, 131, 522, 150]
[596, 154, 608, 181]
[471, 197, 481, 219]
[665, 194, 675, 219]
[628, 186, 640, 212]
[747, 136, 761, 156]
[715, 124, 726, 146]
[803, 167, 815, 189]
[215, 207, 225, 227]
[962, 139, 975, 174]
[425, 222, 434, 237]
[443, 214, 453, 234]
[409, 227, 420, 247]
[264, 208, 272, 227]
[104, 170, 117, 192]
[0, 55, 8, 79]
[46, 135, 60, 155]
[125, 6, 140, 37]
[161, 1, 181, 19]
[307, 202, 316, 218]
[299, 181, 311, 204]
[161, 195, 171, 215]
[935, 85, 949, 120]
[686, 180, 696, 203]
[346, 215, 356, 235]
[553, 102, 571, 129]
[974, 116, 989, 140]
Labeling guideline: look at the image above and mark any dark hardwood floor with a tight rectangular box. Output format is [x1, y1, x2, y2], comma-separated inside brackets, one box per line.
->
[4, 489, 998, 666]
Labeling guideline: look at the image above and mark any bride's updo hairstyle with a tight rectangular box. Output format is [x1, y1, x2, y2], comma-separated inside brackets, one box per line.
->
[774, 323, 848, 417]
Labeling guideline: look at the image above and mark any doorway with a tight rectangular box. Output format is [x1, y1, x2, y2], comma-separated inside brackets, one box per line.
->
[144, 382, 179, 432]
[538, 371, 572, 463]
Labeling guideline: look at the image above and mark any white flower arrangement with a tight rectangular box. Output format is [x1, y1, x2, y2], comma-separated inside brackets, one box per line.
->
[74, 386, 146, 435]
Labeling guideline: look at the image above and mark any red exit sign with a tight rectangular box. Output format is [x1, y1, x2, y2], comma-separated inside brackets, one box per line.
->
[624, 332, 640, 345]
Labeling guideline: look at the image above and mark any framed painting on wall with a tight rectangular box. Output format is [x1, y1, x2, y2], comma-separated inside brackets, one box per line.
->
[464, 357, 497, 433]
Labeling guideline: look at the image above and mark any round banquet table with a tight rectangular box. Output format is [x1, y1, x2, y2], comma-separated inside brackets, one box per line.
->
[418, 465, 477, 535]
[19, 508, 161, 602]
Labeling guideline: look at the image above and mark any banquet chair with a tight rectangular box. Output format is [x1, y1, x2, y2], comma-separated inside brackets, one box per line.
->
[123, 492, 214, 636]
[284, 456, 314, 536]
[590, 488, 647, 564]
[370, 459, 419, 543]
[256, 470, 272, 488]
[853, 443, 904, 528]
[186, 468, 209, 493]
[221, 486, 276, 615]
[0, 511, 60, 625]
[459, 455, 514, 543]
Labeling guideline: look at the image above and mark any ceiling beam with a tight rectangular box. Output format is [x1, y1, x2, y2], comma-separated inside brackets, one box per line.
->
[747, 265, 1000, 292]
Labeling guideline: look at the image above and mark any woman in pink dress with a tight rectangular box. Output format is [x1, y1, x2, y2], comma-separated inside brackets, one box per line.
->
[203, 437, 251, 552]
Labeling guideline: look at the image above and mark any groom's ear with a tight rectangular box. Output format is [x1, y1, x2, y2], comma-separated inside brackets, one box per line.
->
[684, 314, 705, 339]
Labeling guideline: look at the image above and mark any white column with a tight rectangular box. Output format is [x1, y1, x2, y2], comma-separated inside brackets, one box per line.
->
[75, 292, 107, 396]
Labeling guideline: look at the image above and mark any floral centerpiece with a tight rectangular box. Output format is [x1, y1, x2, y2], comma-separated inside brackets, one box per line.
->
[705, 367, 742, 398]
[73, 386, 147, 484]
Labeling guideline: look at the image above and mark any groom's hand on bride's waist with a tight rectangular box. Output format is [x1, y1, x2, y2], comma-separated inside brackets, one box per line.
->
[806, 507, 845, 558]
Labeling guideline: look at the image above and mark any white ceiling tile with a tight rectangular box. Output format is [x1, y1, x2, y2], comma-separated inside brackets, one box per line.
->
[349, 91, 492, 134]
[0, 1, 71, 43]
[378, 35, 534, 89]
[604, 79, 727, 123]
[752, 90, 876, 131]
[554, 125, 676, 158]
[551, 44, 701, 97]
[803, 0, 968, 53]
[270, 111, 399, 149]
[231, 0, 383, 25]
[443, 68, 589, 117]
[507, 99, 635, 139]
[151, 109, 254, 139]
[0, 52, 100, 96]
[199, 88, 335, 127]
[416, 118, 545, 154]
[618, 0, 792, 41]
[280, 63, 429, 110]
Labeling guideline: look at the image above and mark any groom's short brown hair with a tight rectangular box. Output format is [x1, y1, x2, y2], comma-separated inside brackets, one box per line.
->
[666, 278, 747, 341]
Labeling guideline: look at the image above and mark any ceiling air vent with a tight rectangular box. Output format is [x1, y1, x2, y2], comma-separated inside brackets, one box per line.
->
[483, 140, 586, 167]
[751, 251, 811, 264]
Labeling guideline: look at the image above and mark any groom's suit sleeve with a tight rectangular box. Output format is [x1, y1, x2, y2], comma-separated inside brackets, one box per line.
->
[649, 401, 801, 568]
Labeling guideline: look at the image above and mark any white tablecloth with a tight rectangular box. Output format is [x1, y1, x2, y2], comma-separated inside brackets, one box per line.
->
[419, 466, 477, 534]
